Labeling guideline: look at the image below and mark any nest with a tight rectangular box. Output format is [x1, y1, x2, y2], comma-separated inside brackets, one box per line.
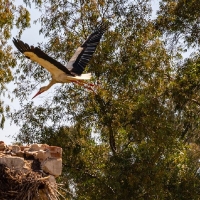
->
[0, 163, 58, 200]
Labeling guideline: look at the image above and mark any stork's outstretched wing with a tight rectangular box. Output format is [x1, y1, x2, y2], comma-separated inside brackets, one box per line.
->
[66, 23, 107, 75]
[13, 38, 73, 77]
[13, 22, 107, 77]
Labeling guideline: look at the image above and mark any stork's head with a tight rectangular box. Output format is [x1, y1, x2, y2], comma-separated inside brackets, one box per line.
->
[32, 86, 47, 99]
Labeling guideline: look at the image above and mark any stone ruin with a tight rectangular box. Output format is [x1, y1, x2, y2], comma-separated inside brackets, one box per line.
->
[0, 141, 62, 200]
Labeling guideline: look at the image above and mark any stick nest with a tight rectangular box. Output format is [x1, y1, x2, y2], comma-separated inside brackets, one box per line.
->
[0, 163, 57, 200]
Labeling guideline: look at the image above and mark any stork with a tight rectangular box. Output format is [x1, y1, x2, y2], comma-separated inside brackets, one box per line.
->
[13, 23, 107, 99]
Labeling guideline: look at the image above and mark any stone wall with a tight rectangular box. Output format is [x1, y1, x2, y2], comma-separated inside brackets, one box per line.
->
[0, 141, 62, 200]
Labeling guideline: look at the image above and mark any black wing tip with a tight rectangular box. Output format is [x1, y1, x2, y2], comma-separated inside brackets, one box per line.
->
[12, 37, 20, 47]
[12, 37, 18, 41]
[96, 21, 109, 34]
[12, 37, 17, 42]
[12, 37, 32, 54]
[12, 37, 23, 45]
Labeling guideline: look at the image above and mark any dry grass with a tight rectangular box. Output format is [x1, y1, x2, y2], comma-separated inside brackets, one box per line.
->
[0, 163, 58, 200]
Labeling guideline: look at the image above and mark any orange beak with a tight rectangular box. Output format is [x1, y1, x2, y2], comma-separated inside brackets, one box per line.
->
[32, 91, 42, 99]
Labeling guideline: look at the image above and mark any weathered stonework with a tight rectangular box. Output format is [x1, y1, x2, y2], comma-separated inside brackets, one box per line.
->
[0, 141, 62, 200]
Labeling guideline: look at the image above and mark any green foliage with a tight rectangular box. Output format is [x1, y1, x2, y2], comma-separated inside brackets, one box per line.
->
[0, 1, 30, 128]
[155, 0, 200, 47]
[7, 0, 200, 199]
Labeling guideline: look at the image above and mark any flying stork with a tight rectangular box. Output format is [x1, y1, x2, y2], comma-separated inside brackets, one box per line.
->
[13, 23, 107, 99]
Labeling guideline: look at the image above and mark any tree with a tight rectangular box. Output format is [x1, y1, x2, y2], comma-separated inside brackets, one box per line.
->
[9, 0, 200, 199]
[155, 0, 200, 47]
[155, 0, 200, 144]
[0, 0, 30, 128]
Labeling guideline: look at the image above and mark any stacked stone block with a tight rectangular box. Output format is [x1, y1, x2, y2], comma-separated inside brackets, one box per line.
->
[0, 141, 62, 187]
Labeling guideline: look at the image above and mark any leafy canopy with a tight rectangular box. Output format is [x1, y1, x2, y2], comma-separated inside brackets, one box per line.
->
[0, 0, 30, 128]
[4, 0, 200, 199]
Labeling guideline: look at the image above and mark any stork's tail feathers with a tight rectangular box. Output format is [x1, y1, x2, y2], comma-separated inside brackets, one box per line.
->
[75, 73, 91, 80]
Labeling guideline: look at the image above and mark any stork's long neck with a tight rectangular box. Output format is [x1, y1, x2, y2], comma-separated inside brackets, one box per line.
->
[32, 79, 57, 99]
[45, 79, 56, 91]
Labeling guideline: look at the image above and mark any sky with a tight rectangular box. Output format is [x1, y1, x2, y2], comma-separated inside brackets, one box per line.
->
[1, 1, 161, 145]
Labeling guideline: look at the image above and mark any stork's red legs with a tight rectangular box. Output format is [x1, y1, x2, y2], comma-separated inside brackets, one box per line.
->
[71, 80, 99, 92]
